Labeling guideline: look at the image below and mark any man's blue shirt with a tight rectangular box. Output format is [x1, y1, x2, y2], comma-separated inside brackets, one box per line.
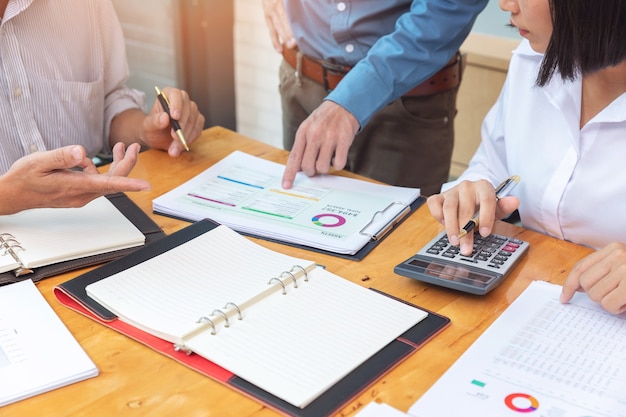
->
[286, 0, 489, 127]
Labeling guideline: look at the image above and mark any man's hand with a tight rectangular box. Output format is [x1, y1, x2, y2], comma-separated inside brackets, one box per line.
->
[0, 144, 150, 215]
[282, 101, 360, 189]
[143, 87, 205, 156]
[262, 0, 296, 52]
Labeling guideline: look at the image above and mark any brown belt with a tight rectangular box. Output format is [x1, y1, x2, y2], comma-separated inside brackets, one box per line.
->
[282, 47, 465, 97]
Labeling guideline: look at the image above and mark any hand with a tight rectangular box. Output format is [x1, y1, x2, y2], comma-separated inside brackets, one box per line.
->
[0, 144, 150, 215]
[282, 101, 360, 189]
[560, 242, 626, 314]
[144, 87, 205, 157]
[262, 0, 296, 52]
[426, 180, 519, 255]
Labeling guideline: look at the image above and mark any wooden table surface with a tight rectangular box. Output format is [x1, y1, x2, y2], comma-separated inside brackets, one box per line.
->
[3, 127, 594, 417]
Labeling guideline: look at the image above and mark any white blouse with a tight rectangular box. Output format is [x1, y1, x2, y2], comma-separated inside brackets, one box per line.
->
[0, 0, 145, 173]
[444, 40, 626, 250]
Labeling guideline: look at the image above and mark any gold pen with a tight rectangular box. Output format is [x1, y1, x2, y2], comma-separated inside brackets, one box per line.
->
[458, 175, 520, 239]
[154, 86, 190, 151]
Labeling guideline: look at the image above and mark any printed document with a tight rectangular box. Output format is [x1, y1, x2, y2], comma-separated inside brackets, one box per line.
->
[410, 280, 626, 417]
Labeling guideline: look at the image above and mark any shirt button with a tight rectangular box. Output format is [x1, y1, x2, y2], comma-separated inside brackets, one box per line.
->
[14, 87, 22, 97]
[345, 44, 354, 53]
[337, 2, 346, 12]
[28, 144, 38, 153]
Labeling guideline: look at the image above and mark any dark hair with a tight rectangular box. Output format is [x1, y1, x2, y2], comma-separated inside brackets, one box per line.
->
[537, 0, 626, 86]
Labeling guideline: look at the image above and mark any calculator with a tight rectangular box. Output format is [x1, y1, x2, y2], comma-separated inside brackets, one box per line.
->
[394, 230, 529, 295]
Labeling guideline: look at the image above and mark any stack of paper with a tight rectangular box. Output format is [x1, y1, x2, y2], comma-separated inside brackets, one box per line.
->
[0, 280, 98, 406]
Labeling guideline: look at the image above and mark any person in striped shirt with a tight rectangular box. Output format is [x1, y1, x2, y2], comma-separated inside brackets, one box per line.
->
[0, 0, 205, 214]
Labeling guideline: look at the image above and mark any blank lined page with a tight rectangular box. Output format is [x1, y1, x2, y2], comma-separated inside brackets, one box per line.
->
[0, 196, 145, 268]
[184, 266, 427, 408]
[86, 225, 317, 344]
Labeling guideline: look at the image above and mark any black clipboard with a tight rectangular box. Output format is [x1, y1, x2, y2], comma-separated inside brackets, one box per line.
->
[0, 193, 166, 286]
[154, 196, 426, 261]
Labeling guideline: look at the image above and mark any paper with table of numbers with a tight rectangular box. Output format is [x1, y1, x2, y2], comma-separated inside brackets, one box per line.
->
[410, 280, 626, 417]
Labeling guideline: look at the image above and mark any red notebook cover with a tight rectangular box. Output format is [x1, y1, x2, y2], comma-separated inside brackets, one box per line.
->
[54, 219, 450, 417]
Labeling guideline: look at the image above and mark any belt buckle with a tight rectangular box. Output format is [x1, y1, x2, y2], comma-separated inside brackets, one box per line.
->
[320, 61, 349, 93]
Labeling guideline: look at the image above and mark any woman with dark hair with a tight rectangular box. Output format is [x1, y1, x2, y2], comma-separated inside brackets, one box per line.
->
[426, 0, 626, 314]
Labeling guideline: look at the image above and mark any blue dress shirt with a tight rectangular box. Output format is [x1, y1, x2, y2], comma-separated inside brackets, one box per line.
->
[286, 0, 489, 127]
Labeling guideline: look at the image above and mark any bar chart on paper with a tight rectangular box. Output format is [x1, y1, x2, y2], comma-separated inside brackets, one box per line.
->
[410, 281, 626, 417]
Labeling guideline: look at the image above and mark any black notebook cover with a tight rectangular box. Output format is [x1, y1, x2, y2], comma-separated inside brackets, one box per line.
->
[55, 219, 450, 417]
[0, 193, 166, 286]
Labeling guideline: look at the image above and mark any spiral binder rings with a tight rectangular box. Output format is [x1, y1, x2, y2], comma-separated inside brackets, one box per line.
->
[54, 219, 450, 417]
[174, 264, 312, 352]
[0, 233, 32, 276]
[0, 193, 166, 285]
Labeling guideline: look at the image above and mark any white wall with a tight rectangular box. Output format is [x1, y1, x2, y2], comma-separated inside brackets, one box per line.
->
[234, 0, 283, 149]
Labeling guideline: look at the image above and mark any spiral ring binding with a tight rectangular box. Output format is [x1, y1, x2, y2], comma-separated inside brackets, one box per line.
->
[0, 234, 32, 276]
[223, 302, 243, 320]
[211, 309, 230, 328]
[196, 316, 217, 335]
[173, 344, 192, 355]
[268, 276, 287, 294]
[281, 270, 298, 288]
[290, 265, 309, 282]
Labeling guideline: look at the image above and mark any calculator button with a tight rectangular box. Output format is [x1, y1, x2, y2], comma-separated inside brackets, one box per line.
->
[460, 257, 478, 263]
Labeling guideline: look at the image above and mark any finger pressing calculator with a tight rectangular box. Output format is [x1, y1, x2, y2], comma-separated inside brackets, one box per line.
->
[394, 230, 529, 295]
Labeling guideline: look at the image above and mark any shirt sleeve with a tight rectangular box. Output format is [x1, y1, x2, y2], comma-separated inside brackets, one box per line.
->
[326, 0, 488, 128]
[98, 0, 146, 153]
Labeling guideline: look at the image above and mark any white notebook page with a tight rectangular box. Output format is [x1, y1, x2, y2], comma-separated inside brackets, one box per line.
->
[86, 225, 427, 408]
[0, 196, 145, 269]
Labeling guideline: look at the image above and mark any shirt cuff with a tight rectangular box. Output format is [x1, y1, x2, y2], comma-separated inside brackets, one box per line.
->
[103, 88, 147, 154]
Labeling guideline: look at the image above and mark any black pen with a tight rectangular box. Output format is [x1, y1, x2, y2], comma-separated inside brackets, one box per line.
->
[458, 175, 520, 239]
[154, 86, 190, 152]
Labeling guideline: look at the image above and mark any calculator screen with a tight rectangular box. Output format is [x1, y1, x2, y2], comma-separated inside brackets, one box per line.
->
[407, 258, 496, 287]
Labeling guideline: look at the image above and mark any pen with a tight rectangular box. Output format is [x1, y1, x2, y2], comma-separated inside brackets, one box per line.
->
[154, 86, 190, 152]
[458, 175, 520, 239]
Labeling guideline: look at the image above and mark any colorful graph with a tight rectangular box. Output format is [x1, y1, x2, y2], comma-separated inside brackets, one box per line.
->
[504, 393, 539, 413]
[311, 213, 346, 227]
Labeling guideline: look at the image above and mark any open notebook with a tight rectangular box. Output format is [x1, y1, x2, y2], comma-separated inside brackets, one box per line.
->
[55, 219, 450, 416]
[0, 196, 147, 277]
[83, 224, 426, 408]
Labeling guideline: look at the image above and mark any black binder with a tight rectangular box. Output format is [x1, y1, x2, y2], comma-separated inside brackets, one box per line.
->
[156, 196, 426, 261]
[55, 219, 450, 417]
[0, 193, 166, 285]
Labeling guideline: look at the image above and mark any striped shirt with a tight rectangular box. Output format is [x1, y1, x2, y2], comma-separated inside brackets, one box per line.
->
[0, 0, 145, 173]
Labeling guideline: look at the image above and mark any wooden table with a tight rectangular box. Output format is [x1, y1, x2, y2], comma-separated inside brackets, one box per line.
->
[4, 127, 594, 417]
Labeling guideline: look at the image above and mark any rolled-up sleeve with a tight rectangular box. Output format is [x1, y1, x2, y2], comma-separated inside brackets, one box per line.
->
[327, 0, 488, 128]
